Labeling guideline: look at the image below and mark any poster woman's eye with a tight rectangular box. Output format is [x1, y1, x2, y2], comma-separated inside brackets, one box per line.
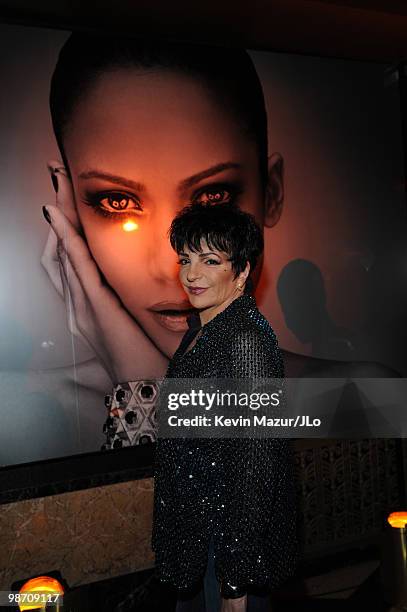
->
[99, 193, 142, 214]
[194, 185, 240, 206]
[84, 191, 144, 220]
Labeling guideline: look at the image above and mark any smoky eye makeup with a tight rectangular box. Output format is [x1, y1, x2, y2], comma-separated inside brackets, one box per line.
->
[191, 181, 244, 206]
[80, 178, 245, 221]
[81, 190, 145, 221]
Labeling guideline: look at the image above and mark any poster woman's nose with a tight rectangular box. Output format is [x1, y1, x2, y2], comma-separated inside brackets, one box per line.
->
[147, 210, 180, 283]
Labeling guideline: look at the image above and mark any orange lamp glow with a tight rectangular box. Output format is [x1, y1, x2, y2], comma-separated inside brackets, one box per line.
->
[18, 575, 64, 611]
[388, 511, 407, 528]
[122, 220, 139, 232]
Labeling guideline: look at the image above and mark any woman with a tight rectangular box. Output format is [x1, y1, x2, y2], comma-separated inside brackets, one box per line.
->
[151, 200, 297, 612]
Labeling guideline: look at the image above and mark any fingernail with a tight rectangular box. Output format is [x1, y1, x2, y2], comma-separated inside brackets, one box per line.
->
[42, 205, 52, 224]
[51, 172, 58, 193]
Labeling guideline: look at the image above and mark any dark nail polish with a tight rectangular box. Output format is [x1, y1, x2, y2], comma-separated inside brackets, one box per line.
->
[51, 172, 58, 193]
[42, 205, 51, 224]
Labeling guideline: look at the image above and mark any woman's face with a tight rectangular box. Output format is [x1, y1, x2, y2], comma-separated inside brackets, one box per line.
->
[178, 239, 248, 321]
[62, 67, 268, 358]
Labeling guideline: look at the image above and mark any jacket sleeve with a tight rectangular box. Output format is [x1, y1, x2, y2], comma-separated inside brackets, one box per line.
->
[218, 327, 298, 598]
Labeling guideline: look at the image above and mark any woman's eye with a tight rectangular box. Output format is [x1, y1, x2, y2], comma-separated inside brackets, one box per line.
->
[83, 191, 144, 221]
[177, 258, 189, 265]
[205, 259, 219, 265]
[98, 193, 142, 214]
[194, 188, 232, 206]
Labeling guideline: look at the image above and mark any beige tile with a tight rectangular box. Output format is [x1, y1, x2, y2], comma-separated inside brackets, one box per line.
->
[0, 478, 155, 590]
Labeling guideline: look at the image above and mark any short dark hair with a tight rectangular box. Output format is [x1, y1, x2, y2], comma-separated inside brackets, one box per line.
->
[168, 201, 264, 294]
[49, 33, 269, 191]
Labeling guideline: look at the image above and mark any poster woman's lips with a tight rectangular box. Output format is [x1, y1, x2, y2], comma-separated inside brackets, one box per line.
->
[188, 287, 208, 295]
[148, 301, 196, 332]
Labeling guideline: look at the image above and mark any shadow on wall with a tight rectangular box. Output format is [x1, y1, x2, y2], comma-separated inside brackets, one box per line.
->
[277, 259, 357, 361]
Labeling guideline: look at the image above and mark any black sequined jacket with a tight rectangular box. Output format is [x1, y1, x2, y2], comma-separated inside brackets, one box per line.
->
[151, 294, 298, 598]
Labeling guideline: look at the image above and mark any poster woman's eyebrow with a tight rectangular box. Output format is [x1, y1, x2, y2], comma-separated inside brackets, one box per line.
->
[78, 170, 146, 192]
[177, 162, 242, 195]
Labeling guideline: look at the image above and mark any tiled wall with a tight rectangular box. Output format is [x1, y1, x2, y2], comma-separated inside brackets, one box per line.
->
[0, 478, 154, 590]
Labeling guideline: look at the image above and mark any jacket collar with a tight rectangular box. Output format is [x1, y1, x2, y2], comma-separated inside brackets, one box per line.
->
[186, 311, 202, 330]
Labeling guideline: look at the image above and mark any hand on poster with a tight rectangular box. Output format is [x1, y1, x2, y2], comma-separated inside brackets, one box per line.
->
[40, 160, 167, 384]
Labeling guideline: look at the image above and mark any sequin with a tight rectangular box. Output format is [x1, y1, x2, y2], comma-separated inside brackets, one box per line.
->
[151, 294, 298, 598]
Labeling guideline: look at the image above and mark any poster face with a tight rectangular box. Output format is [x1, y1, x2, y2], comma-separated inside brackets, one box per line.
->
[1, 24, 406, 466]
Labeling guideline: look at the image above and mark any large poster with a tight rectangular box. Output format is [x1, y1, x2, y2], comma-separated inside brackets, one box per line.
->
[1, 24, 406, 465]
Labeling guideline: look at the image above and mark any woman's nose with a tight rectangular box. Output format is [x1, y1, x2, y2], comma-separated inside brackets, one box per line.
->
[186, 262, 202, 282]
